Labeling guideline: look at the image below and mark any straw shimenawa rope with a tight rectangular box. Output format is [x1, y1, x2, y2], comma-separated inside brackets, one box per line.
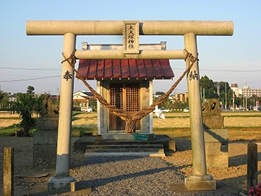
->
[62, 50, 198, 133]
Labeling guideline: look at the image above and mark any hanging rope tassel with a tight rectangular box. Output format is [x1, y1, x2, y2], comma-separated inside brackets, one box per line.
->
[62, 50, 198, 133]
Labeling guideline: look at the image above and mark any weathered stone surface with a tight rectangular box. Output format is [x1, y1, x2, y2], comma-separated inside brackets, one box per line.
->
[205, 142, 228, 154]
[204, 129, 229, 168]
[3, 147, 14, 196]
[206, 153, 228, 168]
[62, 188, 92, 195]
[170, 182, 237, 194]
[37, 117, 58, 131]
[33, 144, 57, 168]
[33, 117, 58, 168]
[147, 134, 155, 141]
[34, 117, 58, 168]
[40, 94, 59, 117]
[33, 131, 57, 144]
[185, 175, 216, 191]
[47, 176, 75, 194]
[185, 180, 216, 191]
[204, 129, 228, 143]
[203, 116, 224, 129]
[102, 134, 134, 140]
[202, 98, 221, 116]
[168, 140, 176, 152]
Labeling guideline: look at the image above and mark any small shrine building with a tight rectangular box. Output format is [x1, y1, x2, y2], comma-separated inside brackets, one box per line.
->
[77, 42, 174, 135]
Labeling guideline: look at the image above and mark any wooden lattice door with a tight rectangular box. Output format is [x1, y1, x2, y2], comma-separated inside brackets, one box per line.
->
[109, 83, 141, 131]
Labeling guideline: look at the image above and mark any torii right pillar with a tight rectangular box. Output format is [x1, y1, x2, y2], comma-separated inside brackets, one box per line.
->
[184, 32, 216, 190]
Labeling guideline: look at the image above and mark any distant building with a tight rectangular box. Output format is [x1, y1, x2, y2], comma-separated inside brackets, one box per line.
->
[8, 94, 17, 102]
[174, 92, 188, 103]
[73, 91, 94, 107]
[231, 83, 261, 98]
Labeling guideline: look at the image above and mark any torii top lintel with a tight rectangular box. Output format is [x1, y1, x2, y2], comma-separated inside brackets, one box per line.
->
[26, 20, 234, 36]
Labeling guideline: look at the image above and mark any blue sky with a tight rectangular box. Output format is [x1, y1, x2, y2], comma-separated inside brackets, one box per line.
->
[0, 0, 260, 94]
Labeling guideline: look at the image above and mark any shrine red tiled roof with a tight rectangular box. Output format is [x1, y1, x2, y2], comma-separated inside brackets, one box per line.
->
[77, 59, 174, 80]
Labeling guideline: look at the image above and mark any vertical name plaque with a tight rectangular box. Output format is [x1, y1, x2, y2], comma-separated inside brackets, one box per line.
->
[123, 21, 139, 54]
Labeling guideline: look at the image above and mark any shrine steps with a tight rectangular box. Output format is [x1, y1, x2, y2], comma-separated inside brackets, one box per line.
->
[73, 134, 176, 157]
[85, 143, 165, 157]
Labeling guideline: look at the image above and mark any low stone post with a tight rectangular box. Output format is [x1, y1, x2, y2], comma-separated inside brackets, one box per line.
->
[247, 142, 258, 191]
[33, 94, 59, 168]
[203, 98, 228, 168]
[33, 118, 58, 168]
[3, 147, 14, 196]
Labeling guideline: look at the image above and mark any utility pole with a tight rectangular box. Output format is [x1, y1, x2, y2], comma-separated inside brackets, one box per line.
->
[225, 82, 227, 110]
[245, 80, 248, 110]
[200, 86, 202, 100]
[243, 78, 245, 110]
[232, 91, 235, 112]
[246, 95, 248, 110]
[215, 82, 221, 108]
[56, 88, 60, 104]
[216, 82, 220, 97]
[203, 88, 205, 101]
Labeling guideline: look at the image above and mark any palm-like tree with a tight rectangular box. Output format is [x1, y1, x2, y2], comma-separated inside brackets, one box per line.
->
[11, 87, 42, 136]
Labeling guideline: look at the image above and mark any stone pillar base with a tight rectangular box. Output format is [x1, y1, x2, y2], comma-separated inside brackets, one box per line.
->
[204, 128, 228, 168]
[168, 139, 176, 152]
[47, 175, 76, 194]
[33, 131, 57, 168]
[185, 175, 216, 191]
[34, 117, 58, 168]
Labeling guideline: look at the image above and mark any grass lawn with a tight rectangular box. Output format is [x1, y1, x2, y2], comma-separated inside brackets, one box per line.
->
[1, 111, 261, 140]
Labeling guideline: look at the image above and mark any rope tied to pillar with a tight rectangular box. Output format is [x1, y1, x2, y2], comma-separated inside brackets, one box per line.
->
[62, 49, 198, 133]
[184, 49, 198, 63]
[61, 50, 76, 65]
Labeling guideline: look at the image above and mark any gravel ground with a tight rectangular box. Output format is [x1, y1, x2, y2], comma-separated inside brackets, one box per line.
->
[70, 156, 237, 196]
[75, 156, 183, 196]
[0, 137, 246, 196]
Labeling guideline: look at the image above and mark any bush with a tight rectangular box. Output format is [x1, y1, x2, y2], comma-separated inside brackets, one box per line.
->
[73, 107, 81, 111]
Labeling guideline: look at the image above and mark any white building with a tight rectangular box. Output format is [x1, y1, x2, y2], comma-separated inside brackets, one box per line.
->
[73, 91, 94, 107]
[231, 83, 261, 98]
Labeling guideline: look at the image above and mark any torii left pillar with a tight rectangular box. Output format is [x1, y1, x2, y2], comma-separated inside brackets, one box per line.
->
[47, 33, 76, 193]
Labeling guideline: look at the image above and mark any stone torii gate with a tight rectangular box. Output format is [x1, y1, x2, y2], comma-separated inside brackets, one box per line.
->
[26, 20, 233, 193]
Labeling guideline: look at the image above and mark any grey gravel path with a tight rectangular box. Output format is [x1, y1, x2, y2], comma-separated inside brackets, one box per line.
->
[72, 156, 238, 196]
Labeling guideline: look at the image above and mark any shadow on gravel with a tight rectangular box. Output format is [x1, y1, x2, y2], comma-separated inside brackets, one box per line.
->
[228, 140, 261, 167]
[83, 156, 146, 165]
[229, 152, 261, 167]
[221, 170, 261, 194]
[76, 165, 177, 188]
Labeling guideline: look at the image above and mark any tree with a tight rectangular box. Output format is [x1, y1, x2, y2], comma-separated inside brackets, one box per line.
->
[89, 98, 97, 111]
[200, 75, 218, 99]
[11, 86, 42, 136]
[0, 90, 9, 109]
[155, 91, 165, 96]
[227, 89, 234, 108]
[250, 94, 258, 109]
[0, 90, 4, 102]
[235, 96, 242, 108]
[27, 86, 35, 94]
[217, 81, 231, 108]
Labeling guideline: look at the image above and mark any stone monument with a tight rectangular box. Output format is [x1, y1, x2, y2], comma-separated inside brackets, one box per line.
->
[33, 94, 59, 168]
[202, 98, 228, 168]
